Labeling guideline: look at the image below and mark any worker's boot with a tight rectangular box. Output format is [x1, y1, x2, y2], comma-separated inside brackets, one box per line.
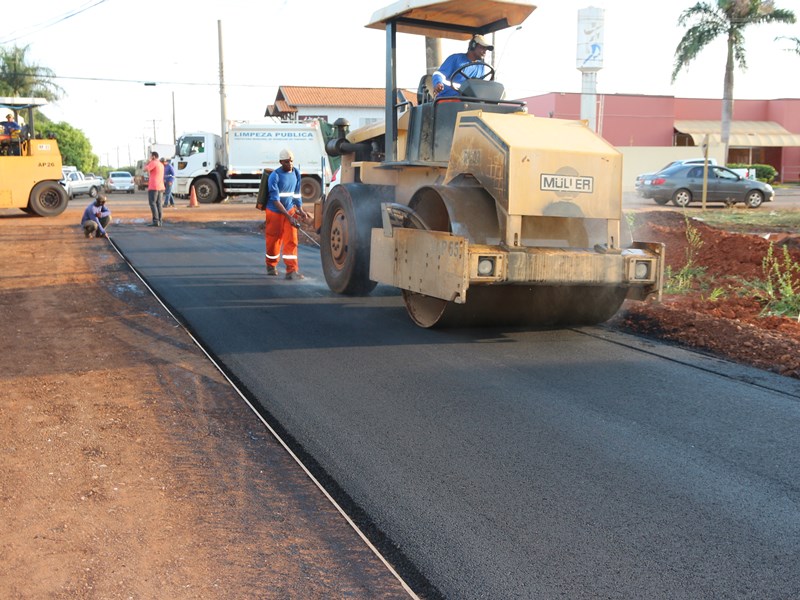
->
[266, 265, 278, 276]
[285, 271, 305, 280]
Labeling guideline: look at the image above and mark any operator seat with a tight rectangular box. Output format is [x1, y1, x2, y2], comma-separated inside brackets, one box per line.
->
[417, 74, 435, 104]
[459, 79, 505, 102]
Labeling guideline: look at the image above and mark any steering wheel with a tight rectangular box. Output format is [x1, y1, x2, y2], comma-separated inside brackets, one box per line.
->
[448, 61, 496, 93]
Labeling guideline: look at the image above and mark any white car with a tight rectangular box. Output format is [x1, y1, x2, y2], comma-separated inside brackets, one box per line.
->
[105, 171, 135, 194]
[635, 158, 717, 196]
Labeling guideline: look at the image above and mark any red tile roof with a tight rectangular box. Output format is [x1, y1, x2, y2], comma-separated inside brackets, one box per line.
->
[265, 86, 418, 116]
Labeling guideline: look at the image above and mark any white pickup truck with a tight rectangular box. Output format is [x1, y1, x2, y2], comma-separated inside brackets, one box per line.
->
[61, 169, 104, 199]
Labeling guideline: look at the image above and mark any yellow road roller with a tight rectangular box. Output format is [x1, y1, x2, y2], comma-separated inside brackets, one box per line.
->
[0, 97, 67, 217]
[317, 0, 663, 328]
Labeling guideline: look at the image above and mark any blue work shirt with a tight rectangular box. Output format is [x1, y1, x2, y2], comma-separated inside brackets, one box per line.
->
[163, 162, 175, 183]
[432, 53, 486, 98]
[81, 201, 106, 235]
[1, 120, 20, 135]
[266, 167, 302, 214]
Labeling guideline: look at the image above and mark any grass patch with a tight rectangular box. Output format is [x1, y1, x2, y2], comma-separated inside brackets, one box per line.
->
[692, 209, 800, 232]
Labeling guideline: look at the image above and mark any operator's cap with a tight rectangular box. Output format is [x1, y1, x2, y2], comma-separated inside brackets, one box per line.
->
[160, 157, 168, 162]
[5, 113, 11, 118]
[279, 148, 294, 161]
[471, 34, 493, 51]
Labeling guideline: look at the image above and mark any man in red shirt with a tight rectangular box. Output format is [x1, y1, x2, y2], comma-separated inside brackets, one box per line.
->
[144, 151, 166, 227]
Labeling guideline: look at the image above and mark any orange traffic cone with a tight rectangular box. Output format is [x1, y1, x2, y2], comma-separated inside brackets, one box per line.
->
[188, 185, 199, 208]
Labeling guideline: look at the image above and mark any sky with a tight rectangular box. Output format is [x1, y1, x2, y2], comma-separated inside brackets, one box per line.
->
[3, 0, 800, 167]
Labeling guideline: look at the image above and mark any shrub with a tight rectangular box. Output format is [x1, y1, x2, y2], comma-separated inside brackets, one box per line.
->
[746, 243, 800, 319]
[664, 214, 706, 294]
[726, 163, 778, 183]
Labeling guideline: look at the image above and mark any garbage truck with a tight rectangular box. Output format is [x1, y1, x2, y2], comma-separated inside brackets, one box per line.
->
[173, 120, 330, 204]
[0, 97, 68, 217]
[316, 0, 664, 328]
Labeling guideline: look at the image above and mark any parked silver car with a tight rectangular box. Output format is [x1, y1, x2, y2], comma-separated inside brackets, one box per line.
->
[105, 171, 135, 194]
[640, 164, 773, 208]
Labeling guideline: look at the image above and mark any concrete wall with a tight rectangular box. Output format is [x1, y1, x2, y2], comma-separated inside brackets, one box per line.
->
[295, 106, 384, 129]
[618, 146, 725, 193]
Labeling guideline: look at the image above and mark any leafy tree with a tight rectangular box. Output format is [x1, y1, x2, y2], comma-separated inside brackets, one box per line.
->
[0, 45, 99, 169]
[45, 121, 99, 172]
[672, 0, 796, 159]
[0, 45, 63, 100]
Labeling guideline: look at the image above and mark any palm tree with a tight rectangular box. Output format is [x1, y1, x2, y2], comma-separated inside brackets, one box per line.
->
[672, 0, 795, 160]
[776, 35, 800, 54]
[0, 45, 63, 101]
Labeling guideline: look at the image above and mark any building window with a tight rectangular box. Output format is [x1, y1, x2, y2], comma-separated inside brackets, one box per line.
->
[359, 117, 380, 127]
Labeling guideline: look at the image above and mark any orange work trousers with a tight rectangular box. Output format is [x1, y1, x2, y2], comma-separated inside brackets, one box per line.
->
[264, 207, 299, 273]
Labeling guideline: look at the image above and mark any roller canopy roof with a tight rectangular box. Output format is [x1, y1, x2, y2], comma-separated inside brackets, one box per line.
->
[367, 0, 536, 39]
[0, 97, 48, 110]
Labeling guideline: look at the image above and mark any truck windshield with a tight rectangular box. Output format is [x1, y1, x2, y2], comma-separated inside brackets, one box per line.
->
[177, 136, 205, 157]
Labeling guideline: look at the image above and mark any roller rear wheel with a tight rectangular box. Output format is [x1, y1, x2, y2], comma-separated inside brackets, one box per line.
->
[29, 181, 68, 217]
[320, 184, 383, 295]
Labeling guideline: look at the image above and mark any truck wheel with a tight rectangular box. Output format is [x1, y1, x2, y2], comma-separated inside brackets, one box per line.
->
[194, 178, 219, 203]
[29, 181, 69, 217]
[321, 184, 382, 295]
[89, 186, 98, 198]
[300, 176, 322, 203]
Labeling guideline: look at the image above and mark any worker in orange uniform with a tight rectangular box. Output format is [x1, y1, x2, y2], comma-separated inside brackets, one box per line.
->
[260, 148, 311, 279]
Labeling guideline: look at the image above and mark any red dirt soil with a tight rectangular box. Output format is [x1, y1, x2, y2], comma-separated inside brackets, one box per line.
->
[610, 210, 800, 379]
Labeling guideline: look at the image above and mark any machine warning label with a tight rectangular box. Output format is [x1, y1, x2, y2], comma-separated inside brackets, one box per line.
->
[540, 174, 594, 193]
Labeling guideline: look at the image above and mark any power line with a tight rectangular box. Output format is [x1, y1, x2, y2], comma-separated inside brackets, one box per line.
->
[0, 0, 112, 45]
[7, 71, 274, 88]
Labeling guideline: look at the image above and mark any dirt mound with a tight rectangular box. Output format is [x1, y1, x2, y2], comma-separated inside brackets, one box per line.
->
[611, 211, 800, 378]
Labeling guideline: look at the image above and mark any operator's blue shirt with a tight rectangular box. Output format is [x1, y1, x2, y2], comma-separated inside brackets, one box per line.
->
[1, 120, 20, 135]
[432, 53, 486, 98]
[266, 166, 302, 214]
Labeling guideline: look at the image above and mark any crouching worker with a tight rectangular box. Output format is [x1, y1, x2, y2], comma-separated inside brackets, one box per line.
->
[81, 195, 110, 238]
[257, 148, 311, 279]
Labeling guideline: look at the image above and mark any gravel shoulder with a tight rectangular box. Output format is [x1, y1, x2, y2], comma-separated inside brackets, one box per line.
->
[0, 202, 409, 599]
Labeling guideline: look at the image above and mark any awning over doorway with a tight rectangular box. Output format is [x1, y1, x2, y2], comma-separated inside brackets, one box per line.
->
[674, 120, 800, 147]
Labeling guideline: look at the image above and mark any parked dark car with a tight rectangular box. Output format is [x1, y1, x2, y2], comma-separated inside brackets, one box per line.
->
[634, 157, 717, 196]
[639, 164, 773, 208]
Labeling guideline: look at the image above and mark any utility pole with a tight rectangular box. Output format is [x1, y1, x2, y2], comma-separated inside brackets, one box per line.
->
[218, 20, 228, 167]
[425, 37, 441, 74]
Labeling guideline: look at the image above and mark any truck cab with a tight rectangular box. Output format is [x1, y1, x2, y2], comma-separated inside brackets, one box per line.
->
[173, 132, 224, 202]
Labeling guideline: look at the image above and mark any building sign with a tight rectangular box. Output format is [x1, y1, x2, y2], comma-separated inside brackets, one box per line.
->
[576, 7, 604, 72]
